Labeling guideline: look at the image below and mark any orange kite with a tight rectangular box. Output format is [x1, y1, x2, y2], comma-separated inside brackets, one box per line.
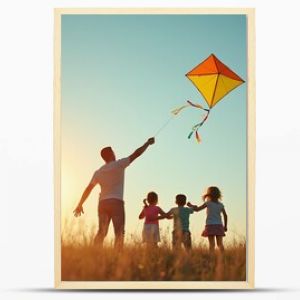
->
[173, 54, 245, 142]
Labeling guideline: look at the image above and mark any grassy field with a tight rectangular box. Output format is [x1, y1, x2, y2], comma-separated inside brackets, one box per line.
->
[61, 233, 246, 281]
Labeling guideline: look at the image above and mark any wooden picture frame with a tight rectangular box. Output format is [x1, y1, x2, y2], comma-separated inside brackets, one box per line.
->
[54, 7, 255, 289]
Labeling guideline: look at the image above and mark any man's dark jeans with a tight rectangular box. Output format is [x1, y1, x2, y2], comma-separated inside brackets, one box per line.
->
[94, 198, 125, 248]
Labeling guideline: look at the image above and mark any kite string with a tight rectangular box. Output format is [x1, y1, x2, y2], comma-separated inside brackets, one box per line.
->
[153, 100, 209, 139]
[154, 115, 175, 137]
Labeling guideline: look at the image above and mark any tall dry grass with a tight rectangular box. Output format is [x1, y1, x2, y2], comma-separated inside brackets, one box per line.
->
[61, 230, 246, 281]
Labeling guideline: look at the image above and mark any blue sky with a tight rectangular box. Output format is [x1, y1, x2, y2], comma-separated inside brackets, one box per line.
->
[61, 14, 247, 243]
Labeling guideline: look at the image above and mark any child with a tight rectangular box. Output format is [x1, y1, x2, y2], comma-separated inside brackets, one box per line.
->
[165, 194, 194, 250]
[139, 191, 167, 247]
[188, 186, 228, 253]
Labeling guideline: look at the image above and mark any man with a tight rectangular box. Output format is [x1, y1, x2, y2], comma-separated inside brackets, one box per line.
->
[73, 137, 155, 248]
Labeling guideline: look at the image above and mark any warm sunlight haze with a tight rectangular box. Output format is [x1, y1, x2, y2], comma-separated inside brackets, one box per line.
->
[61, 14, 247, 268]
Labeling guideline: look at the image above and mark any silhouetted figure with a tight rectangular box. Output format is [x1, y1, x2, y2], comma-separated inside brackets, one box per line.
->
[188, 186, 228, 254]
[138, 191, 168, 248]
[164, 194, 194, 250]
[73, 137, 155, 249]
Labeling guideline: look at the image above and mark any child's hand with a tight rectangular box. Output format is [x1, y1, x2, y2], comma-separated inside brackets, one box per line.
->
[224, 226, 227, 232]
[143, 199, 148, 207]
[187, 202, 195, 208]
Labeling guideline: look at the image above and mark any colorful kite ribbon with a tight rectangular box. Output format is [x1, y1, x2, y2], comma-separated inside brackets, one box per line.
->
[187, 109, 210, 143]
[172, 100, 210, 143]
[171, 100, 204, 115]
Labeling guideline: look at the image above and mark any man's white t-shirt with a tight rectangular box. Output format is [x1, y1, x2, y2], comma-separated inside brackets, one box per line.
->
[90, 157, 131, 201]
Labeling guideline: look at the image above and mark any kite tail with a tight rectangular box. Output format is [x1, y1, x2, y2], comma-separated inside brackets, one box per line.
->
[188, 109, 210, 143]
[171, 100, 207, 115]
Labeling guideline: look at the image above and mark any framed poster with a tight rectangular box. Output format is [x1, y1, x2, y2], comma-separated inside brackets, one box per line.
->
[54, 8, 255, 289]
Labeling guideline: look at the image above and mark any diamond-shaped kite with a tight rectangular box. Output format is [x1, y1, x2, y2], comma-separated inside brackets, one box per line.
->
[186, 54, 244, 109]
[172, 54, 245, 143]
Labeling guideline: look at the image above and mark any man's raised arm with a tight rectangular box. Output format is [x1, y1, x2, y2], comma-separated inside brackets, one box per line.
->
[129, 137, 155, 163]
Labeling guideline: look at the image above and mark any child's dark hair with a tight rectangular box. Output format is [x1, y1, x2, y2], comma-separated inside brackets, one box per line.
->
[203, 186, 222, 202]
[176, 194, 187, 206]
[146, 191, 158, 205]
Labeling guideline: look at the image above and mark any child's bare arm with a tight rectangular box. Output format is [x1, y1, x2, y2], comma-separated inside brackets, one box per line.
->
[153, 208, 173, 220]
[164, 209, 173, 219]
[187, 202, 207, 212]
[196, 203, 207, 212]
[139, 208, 145, 219]
[187, 202, 197, 209]
[222, 208, 228, 231]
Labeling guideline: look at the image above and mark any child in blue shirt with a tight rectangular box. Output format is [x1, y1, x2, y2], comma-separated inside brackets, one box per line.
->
[164, 194, 194, 250]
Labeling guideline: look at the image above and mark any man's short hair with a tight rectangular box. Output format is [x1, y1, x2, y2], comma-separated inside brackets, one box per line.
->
[176, 194, 187, 206]
[100, 146, 113, 161]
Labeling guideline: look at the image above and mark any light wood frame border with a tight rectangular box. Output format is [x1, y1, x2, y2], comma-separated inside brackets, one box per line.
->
[54, 7, 255, 290]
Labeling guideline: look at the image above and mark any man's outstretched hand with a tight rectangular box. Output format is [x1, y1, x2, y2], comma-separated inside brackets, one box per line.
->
[147, 137, 155, 145]
[129, 137, 155, 163]
[73, 204, 84, 217]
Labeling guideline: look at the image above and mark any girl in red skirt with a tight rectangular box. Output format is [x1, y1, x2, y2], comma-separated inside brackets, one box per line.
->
[188, 186, 228, 253]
